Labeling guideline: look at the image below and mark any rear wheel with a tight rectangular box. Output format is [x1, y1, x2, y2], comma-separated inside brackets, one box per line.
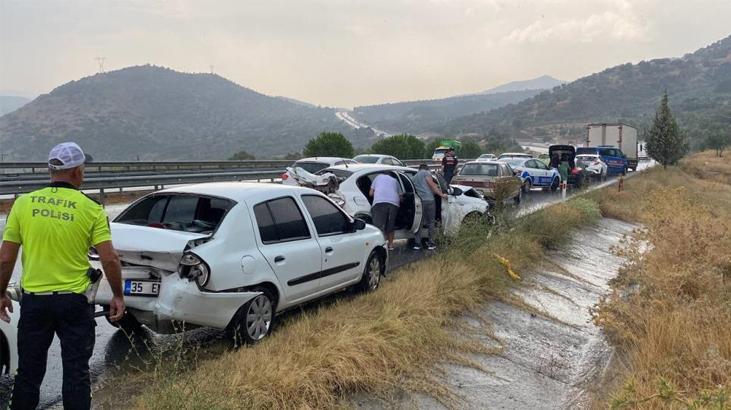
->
[357, 251, 384, 293]
[550, 177, 560, 192]
[229, 287, 275, 345]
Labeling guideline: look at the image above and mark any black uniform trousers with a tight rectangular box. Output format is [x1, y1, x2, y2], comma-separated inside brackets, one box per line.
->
[11, 293, 95, 410]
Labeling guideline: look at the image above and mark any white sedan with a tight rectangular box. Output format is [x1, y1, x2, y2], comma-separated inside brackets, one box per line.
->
[281, 157, 357, 186]
[94, 183, 387, 343]
[315, 164, 490, 238]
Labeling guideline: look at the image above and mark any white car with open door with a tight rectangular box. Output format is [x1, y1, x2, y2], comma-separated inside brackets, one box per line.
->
[313, 164, 490, 239]
[92, 183, 387, 343]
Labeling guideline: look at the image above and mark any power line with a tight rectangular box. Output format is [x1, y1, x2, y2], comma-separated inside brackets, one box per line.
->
[95, 57, 106, 73]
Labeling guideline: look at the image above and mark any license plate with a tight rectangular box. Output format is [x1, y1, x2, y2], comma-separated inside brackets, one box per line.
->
[124, 280, 160, 297]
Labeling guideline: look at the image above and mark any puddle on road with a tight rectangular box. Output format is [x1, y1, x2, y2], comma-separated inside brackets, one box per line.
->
[354, 218, 636, 409]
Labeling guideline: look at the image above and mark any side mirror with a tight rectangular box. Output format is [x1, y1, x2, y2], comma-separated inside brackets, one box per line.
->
[352, 218, 367, 231]
[449, 187, 463, 196]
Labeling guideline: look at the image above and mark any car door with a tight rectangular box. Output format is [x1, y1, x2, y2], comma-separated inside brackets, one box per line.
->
[300, 194, 365, 291]
[499, 163, 520, 198]
[252, 197, 323, 302]
[532, 160, 554, 186]
[395, 172, 422, 236]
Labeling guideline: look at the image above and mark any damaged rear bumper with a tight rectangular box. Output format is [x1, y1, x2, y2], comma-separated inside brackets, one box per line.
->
[95, 266, 261, 333]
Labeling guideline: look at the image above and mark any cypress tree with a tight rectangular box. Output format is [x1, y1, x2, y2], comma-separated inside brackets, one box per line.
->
[645, 92, 688, 169]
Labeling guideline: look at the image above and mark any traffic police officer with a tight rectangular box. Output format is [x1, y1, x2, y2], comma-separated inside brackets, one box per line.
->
[441, 147, 459, 184]
[0, 142, 125, 409]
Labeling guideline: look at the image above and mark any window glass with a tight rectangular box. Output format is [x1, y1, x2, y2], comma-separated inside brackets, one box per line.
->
[254, 203, 278, 244]
[165, 196, 198, 223]
[396, 173, 413, 193]
[254, 197, 310, 243]
[525, 160, 537, 168]
[536, 160, 549, 170]
[353, 155, 380, 164]
[115, 194, 233, 233]
[459, 163, 499, 176]
[302, 195, 349, 236]
[115, 195, 168, 225]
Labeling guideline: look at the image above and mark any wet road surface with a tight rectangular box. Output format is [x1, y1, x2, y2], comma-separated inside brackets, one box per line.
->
[0, 164, 651, 408]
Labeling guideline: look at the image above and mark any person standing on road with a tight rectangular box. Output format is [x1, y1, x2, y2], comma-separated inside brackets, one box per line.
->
[0, 142, 125, 410]
[442, 147, 458, 184]
[412, 164, 446, 251]
[369, 172, 402, 251]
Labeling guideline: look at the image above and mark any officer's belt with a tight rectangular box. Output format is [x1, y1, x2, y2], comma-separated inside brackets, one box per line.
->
[21, 289, 75, 296]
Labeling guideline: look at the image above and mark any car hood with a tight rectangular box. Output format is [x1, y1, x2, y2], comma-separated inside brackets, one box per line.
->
[110, 223, 209, 271]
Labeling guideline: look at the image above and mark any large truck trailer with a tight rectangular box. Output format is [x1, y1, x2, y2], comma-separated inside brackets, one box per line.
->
[585, 123, 639, 171]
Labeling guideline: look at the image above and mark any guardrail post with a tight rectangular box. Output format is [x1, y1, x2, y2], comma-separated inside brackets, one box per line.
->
[99, 188, 106, 205]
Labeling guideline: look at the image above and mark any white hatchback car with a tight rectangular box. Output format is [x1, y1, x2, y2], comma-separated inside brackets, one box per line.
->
[316, 164, 490, 239]
[93, 183, 387, 343]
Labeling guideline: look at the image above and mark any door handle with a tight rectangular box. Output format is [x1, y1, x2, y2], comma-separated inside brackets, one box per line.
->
[274, 255, 285, 263]
[325, 247, 333, 253]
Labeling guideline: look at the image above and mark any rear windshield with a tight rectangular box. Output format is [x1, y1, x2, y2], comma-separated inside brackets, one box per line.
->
[433, 148, 448, 155]
[498, 154, 529, 159]
[459, 163, 499, 176]
[576, 147, 598, 156]
[316, 168, 354, 179]
[353, 155, 379, 164]
[115, 194, 235, 234]
[293, 161, 329, 173]
[577, 155, 598, 160]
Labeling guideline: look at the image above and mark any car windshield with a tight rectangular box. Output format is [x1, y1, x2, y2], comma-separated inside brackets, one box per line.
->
[577, 155, 598, 160]
[433, 148, 448, 155]
[576, 147, 598, 156]
[293, 161, 330, 173]
[316, 168, 354, 179]
[501, 159, 525, 168]
[499, 154, 529, 159]
[353, 155, 380, 164]
[478, 154, 494, 159]
[115, 194, 235, 234]
[459, 163, 499, 176]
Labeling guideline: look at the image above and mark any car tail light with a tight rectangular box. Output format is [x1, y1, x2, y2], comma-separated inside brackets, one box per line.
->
[281, 172, 289, 180]
[179, 253, 210, 287]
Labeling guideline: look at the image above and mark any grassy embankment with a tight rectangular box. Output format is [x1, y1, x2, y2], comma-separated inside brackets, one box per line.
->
[588, 151, 731, 408]
[110, 196, 601, 408]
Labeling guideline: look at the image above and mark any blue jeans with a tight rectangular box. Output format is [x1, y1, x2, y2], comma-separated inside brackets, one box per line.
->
[11, 293, 95, 410]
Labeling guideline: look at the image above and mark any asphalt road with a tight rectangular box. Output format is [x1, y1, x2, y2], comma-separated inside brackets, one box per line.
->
[0, 163, 651, 408]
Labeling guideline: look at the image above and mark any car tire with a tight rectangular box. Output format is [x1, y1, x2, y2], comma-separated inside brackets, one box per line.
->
[522, 179, 532, 194]
[357, 250, 384, 293]
[105, 309, 143, 335]
[229, 287, 276, 345]
[550, 177, 560, 192]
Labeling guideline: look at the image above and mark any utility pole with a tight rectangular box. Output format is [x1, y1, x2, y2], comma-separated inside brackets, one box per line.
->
[95, 57, 106, 73]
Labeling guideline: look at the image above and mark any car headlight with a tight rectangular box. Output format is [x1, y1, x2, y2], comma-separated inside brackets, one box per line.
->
[179, 253, 210, 287]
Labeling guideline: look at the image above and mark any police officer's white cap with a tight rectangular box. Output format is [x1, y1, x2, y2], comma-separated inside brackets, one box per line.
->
[48, 142, 86, 170]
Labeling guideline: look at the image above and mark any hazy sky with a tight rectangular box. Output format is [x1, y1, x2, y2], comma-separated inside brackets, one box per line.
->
[1, 0, 730, 108]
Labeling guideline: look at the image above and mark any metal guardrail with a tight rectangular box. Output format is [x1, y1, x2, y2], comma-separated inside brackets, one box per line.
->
[0, 170, 283, 197]
[0, 158, 475, 199]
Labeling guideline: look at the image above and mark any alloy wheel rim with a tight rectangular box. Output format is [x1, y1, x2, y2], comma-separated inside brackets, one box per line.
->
[246, 295, 272, 340]
[368, 257, 381, 289]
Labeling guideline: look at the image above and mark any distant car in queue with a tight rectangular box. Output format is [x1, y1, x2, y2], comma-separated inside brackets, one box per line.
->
[451, 161, 523, 205]
[576, 154, 608, 180]
[352, 154, 406, 167]
[499, 157, 561, 192]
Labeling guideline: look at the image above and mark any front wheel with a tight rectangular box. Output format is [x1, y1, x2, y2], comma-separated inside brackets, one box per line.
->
[522, 179, 532, 194]
[357, 250, 384, 293]
[229, 287, 275, 345]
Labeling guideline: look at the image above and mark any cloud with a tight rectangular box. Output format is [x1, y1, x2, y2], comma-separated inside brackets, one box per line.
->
[503, 11, 651, 44]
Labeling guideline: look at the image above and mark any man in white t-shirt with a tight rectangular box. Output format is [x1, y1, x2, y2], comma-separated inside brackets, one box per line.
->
[369, 172, 402, 250]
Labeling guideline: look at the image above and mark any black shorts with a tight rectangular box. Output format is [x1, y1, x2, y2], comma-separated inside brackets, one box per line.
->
[372, 202, 399, 234]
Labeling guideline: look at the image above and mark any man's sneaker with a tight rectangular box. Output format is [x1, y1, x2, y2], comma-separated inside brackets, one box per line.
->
[427, 242, 437, 250]
[412, 245, 422, 251]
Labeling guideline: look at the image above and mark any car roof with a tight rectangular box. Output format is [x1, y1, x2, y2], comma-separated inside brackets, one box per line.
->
[464, 160, 502, 165]
[156, 182, 320, 202]
[325, 163, 415, 173]
[295, 157, 351, 163]
[499, 152, 531, 157]
[354, 154, 392, 158]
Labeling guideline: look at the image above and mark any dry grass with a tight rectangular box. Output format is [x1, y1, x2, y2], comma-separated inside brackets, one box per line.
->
[592, 153, 731, 408]
[111, 199, 601, 409]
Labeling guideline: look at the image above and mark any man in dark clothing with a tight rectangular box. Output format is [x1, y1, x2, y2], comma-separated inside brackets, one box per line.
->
[441, 148, 458, 184]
